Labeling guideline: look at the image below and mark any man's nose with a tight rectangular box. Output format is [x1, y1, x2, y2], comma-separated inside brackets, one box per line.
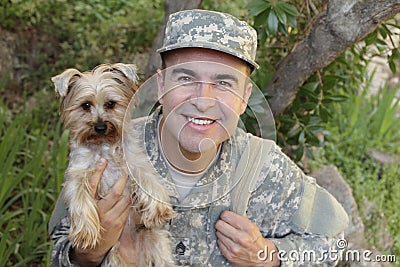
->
[191, 82, 216, 111]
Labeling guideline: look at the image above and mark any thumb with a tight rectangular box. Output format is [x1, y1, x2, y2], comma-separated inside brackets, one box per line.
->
[88, 158, 107, 198]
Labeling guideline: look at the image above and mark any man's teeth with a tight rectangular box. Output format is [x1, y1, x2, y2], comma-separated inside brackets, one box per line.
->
[188, 117, 214, 125]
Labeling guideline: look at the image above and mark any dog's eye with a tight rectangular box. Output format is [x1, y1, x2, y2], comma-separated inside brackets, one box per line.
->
[106, 101, 116, 109]
[81, 103, 91, 111]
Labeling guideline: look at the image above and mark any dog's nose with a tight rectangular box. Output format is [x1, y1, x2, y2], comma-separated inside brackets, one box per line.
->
[94, 123, 107, 134]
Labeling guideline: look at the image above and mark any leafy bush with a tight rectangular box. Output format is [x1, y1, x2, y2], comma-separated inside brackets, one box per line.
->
[311, 77, 400, 256]
[0, 80, 68, 265]
[1, 0, 164, 92]
[245, 0, 399, 162]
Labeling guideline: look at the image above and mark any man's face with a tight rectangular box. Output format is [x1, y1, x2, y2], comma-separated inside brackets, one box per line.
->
[157, 48, 252, 157]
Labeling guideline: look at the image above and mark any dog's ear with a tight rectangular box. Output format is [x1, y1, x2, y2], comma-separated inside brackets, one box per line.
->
[110, 63, 139, 83]
[51, 69, 82, 97]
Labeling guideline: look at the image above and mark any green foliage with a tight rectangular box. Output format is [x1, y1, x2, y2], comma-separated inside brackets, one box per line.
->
[245, 1, 399, 162]
[0, 83, 68, 265]
[329, 73, 400, 154]
[275, 49, 368, 162]
[203, 0, 249, 18]
[247, 0, 299, 38]
[0, 0, 164, 83]
[51, 0, 164, 69]
[311, 79, 400, 256]
[364, 22, 400, 74]
[246, 0, 324, 160]
[0, 0, 45, 29]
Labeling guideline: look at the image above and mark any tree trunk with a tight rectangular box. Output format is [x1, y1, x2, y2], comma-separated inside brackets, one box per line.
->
[144, 0, 203, 79]
[266, 0, 400, 116]
[139, 0, 203, 110]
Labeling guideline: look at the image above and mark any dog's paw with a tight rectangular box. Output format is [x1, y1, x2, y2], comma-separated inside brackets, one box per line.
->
[141, 202, 176, 228]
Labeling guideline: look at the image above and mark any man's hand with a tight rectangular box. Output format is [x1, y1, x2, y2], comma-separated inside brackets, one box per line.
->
[71, 158, 132, 266]
[215, 211, 280, 267]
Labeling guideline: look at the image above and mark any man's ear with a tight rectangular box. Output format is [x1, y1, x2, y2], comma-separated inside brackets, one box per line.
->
[156, 69, 165, 105]
[240, 82, 252, 115]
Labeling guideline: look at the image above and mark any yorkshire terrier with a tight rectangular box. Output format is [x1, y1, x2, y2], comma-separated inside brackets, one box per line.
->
[52, 63, 176, 266]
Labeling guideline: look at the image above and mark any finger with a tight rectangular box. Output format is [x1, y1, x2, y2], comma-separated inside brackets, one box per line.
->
[99, 198, 131, 249]
[215, 218, 240, 239]
[112, 172, 129, 196]
[217, 239, 247, 265]
[98, 173, 129, 212]
[216, 218, 258, 248]
[118, 205, 132, 235]
[217, 239, 232, 259]
[108, 199, 131, 237]
[120, 203, 131, 223]
[103, 195, 131, 220]
[88, 158, 107, 198]
[220, 210, 248, 230]
[216, 230, 237, 251]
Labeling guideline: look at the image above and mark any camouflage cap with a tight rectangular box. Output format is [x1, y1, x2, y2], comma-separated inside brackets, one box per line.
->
[157, 9, 259, 70]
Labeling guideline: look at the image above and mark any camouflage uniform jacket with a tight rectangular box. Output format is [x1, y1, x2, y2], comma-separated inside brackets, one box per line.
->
[49, 108, 348, 266]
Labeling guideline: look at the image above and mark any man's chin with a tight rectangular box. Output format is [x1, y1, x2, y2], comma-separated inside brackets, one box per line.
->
[179, 138, 222, 155]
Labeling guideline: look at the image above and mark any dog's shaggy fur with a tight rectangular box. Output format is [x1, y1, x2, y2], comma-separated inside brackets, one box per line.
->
[52, 63, 176, 266]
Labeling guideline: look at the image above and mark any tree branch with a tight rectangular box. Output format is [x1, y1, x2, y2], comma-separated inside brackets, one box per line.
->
[139, 0, 203, 110]
[265, 0, 400, 116]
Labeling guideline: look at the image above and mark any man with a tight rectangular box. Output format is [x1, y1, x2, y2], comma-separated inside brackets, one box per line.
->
[49, 9, 349, 266]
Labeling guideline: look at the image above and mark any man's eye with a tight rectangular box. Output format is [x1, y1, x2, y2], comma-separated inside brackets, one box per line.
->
[216, 81, 232, 89]
[178, 76, 193, 83]
[106, 101, 116, 109]
[81, 103, 91, 111]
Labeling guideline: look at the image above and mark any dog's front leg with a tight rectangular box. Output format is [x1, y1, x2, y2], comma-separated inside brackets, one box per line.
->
[63, 167, 102, 250]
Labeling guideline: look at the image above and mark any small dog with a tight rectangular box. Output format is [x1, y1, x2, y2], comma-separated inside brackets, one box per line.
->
[52, 63, 176, 266]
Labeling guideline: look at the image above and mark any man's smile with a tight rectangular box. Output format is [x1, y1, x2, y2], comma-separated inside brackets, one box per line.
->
[186, 116, 216, 126]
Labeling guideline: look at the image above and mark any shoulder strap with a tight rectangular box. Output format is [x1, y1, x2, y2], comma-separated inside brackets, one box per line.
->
[230, 136, 274, 216]
[291, 179, 349, 237]
[207, 137, 275, 265]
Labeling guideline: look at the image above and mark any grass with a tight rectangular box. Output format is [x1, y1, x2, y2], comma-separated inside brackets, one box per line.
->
[0, 92, 68, 266]
[310, 78, 400, 260]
